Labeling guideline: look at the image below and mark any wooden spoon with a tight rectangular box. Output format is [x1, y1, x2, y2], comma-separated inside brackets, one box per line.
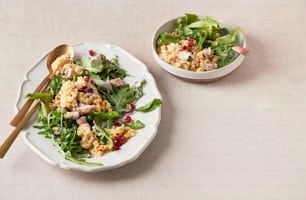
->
[0, 44, 74, 158]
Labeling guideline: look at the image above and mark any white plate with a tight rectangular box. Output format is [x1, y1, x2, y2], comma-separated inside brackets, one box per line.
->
[16, 42, 162, 172]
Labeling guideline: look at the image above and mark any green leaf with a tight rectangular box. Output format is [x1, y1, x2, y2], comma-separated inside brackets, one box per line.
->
[37, 102, 51, 123]
[105, 80, 146, 113]
[89, 72, 106, 88]
[135, 79, 146, 99]
[88, 111, 119, 121]
[158, 32, 180, 45]
[65, 153, 103, 167]
[26, 92, 53, 105]
[215, 28, 239, 45]
[212, 28, 240, 67]
[26, 92, 52, 99]
[94, 122, 113, 149]
[185, 13, 200, 25]
[127, 120, 145, 130]
[136, 98, 162, 112]
[106, 85, 135, 113]
[50, 76, 66, 96]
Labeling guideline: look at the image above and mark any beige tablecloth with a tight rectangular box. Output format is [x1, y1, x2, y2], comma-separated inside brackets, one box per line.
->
[1, 0, 306, 199]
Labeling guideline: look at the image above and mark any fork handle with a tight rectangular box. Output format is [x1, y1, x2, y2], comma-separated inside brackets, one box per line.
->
[0, 103, 39, 158]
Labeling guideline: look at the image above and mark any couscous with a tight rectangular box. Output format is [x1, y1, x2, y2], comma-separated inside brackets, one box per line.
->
[157, 38, 221, 72]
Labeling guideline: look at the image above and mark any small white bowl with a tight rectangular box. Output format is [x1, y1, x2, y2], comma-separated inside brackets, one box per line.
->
[152, 16, 247, 82]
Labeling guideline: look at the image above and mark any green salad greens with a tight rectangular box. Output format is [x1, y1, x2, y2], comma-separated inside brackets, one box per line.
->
[28, 51, 162, 166]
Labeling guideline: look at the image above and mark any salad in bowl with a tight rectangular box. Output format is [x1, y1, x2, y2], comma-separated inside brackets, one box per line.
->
[152, 13, 249, 81]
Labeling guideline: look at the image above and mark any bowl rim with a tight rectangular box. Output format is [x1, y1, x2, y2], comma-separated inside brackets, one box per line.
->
[152, 15, 247, 79]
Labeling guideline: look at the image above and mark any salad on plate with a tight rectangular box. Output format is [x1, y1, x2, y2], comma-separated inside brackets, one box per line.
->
[27, 49, 162, 166]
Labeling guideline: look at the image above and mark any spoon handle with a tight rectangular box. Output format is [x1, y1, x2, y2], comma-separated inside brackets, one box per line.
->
[10, 75, 49, 127]
[0, 103, 39, 158]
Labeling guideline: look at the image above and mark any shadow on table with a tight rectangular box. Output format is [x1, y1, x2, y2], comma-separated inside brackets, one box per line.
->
[213, 33, 267, 85]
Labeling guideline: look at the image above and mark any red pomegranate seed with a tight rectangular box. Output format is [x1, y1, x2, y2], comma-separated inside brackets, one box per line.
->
[84, 76, 90, 82]
[113, 144, 120, 150]
[87, 88, 93, 93]
[182, 45, 188, 50]
[125, 116, 132, 123]
[127, 103, 136, 110]
[88, 49, 96, 56]
[112, 135, 128, 150]
[80, 86, 87, 93]
[121, 136, 127, 144]
[113, 121, 121, 126]
[187, 38, 194, 47]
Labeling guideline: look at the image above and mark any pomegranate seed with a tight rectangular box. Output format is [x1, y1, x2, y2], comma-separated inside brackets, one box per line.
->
[113, 144, 120, 151]
[80, 86, 87, 93]
[127, 103, 136, 110]
[182, 45, 188, 50]
[112, 135, 128, 150]
[113, 121, 121, 126]
[84, 76, 90, 82]
[121, 136, 127, 144]
[87, 88, 93, 93]
[88, 49, 96, 56]
[187, 38, 194, 47]
[125, 116, 132, 123]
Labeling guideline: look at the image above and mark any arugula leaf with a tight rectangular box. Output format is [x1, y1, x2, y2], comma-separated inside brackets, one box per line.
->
[94, 122, 113, 149]
[88, 73, 106, 88]
[45, 110, 63, 128]
[158, 32, 180, 45]
[135, 79, 146, 100]
[185, 13, 200, 24]
[127, 120, 145, 130]
[88, 111, 120, 121]
[105, 80, 146, 113]
[65, 152, 103, 167]
[50, 76, 66, 96]
[136, 98, 162, 112]
[106, 85, 135, 113]
[26, 92, 53, 104]
[26, 92, 52, 99]
[37, 102, 51, 123]
[212, 28, 240, 67]
[87, 111, 119, 122]
[34, 109, 104, 166]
